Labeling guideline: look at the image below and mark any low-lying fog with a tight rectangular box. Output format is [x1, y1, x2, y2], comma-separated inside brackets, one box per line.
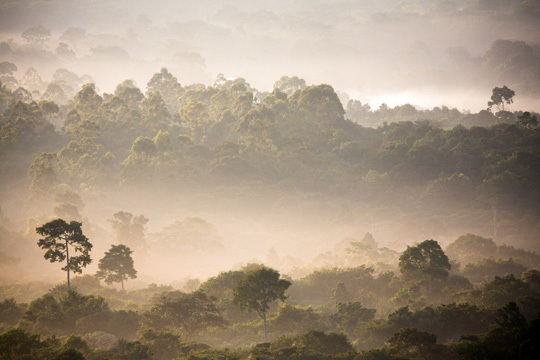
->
[1, 0, 539, 290]
[1, 0, 540, 112]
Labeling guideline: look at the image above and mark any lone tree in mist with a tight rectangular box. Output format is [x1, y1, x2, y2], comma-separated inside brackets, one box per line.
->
[399, 239, 450, 294]
[95, 244, 137, 290]
[36, 219, 92, 291]
[488, 85, 515, 112]
[233, 267, 291, 342]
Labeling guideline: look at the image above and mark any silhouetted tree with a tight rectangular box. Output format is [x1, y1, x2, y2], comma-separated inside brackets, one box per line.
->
[488, 86, 515, 112]
[96, 244, 137, 290]
[233, 266, 291, 342]
[36, 219, 92, 291]
[399, 240, 450, 293]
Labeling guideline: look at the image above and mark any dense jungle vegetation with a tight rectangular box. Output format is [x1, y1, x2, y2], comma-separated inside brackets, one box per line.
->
[2, 0, 540, 359]
[0, 63, 539, 359]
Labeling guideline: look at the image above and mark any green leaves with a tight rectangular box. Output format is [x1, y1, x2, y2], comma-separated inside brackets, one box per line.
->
[36, 219, 92, 282]
[142, 291, 226, 340]
[96, 244, 137, 289]
[399, 240, 451, 293]
[233, 267, 291, 318]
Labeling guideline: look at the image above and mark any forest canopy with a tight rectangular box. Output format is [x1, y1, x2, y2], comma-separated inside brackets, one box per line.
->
[0, 1, 539, 359]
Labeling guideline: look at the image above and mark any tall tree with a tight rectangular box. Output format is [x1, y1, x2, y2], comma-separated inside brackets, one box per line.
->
[233, 267, 291, 342]
[36, 219, 92, 291]
[95, 244, 137, 290]
[399, 240, 450, 294]
[488, 85, 515, 112]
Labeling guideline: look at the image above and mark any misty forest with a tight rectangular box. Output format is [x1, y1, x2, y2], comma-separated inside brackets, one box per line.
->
[1, 0, 540, 359]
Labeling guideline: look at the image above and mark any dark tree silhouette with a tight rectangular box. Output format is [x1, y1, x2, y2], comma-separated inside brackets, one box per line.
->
[488, 85, 515, 112]
[399, 239, 451, 294]
[36, 219, 92, 291]
[96, 244, 137, 290]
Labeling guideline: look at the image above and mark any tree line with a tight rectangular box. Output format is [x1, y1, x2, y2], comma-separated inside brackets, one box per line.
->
[1, 70, 539, 250]
[1, 226, 539, 359]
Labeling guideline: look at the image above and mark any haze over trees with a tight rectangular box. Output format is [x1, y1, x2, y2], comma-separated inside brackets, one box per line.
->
[95, 244, 137, 290]
[233, 267, 291, 342]
[35, 219, 92, 291]
[0, 1, 539, 359]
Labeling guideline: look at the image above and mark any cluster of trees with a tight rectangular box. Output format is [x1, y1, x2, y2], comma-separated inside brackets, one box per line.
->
[1, 68, 539, 251]
[35, 218, 137, 293]
[0, 233, 539, 359]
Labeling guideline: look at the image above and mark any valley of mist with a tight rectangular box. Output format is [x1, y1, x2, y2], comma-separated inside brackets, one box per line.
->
[1, 0, 540, 111]
[1, 0, 539, 288]
[0, 1, 540, 359]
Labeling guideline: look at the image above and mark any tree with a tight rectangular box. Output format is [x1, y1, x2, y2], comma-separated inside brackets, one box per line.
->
[233, 266, 291, 342]
[387, 327, 438, 360]
[0, 298, 22, 326]
[21, 25, 51, 46]
[517, 111, 538, 129]
[36, 219, 92, 291]
[488, 86, 515, 112]
[462, 258, 527, 284]
[330, 302, 376, 333]
[142, 291, 226, 340]
[445, 234, 497, 266]
[273, 75, 306, 95]
[96, 244, 137, 290]
[109, 211, 148, 249]
[399, 240, 451, 293]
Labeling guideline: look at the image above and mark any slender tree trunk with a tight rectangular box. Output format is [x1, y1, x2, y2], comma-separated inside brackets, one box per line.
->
[121, 278, 124, 291]
[263, 313, 268, 342]
[65, 238, 70, 292]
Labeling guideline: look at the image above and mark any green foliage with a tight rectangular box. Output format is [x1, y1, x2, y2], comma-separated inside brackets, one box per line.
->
[199, 270, 245, 299]
[36, 219, 92, 291]
[96, 244, 137, 290]
[0, 328, 46, 360]
[250, 329, 355, 359]
[445, 234, 497, 265]
[387, 327, 439, 359]
[142, 290, 226, 340]
[233, 266, 291, 341]
[480, 274, 530, 308]
[1, 69, 538, 251]
[517, 111, 538, 129]
[0, 298, 23, 326]
[330, 302, 376, 334]
[2, 61, 540, 358]
[233, 267, 291, 319]
[296, 329, 354, 356]
[267, 304, 323, 335]
[139, 329, 183, 360]
[289, 266, 377, 306]
[462, 257, 527, 284]
[399, 240, 451, 293]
